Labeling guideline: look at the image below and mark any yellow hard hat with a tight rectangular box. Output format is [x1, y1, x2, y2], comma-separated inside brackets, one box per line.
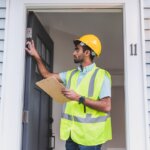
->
[73, 34, 102, 57]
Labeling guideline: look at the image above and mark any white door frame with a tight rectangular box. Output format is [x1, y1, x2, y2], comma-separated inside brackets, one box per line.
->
[0, 0, 148, 150]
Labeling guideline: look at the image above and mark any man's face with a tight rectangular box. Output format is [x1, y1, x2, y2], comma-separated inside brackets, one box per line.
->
[73, 44, 85, 64]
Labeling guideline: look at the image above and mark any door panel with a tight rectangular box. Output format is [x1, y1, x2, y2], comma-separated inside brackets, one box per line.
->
[22, 11, 54, 150]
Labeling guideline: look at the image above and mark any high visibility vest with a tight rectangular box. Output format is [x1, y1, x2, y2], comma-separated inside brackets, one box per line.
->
[60, 66, 112, 146]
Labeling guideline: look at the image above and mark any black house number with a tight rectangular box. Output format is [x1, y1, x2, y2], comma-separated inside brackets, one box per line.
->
[130, 44, 137, 56]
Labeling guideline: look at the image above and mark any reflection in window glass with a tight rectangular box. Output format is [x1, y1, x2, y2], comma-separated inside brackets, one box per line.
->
[46, 49, 50, 65]
[35, 65, 39, 74]
[42, 43, 46, 60]
[36, 37, 42, 56]
[46, 64, 50, 70]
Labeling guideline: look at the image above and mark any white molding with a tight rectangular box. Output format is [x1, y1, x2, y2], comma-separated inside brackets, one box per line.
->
[0, 1, 27, 150]
[24, 0, 125, 6]
[108, 148, 126, 150]
[31, 8, 122, 13]
[123, 5, 130, 150]
[123, 1, 147, 150]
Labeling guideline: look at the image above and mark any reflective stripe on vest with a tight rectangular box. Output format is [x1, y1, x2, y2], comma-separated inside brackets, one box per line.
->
[61, 113, 109, 123]
[88, 68, 99, 97]
[66, 68, 99, 97]
[66, 69, 78, 88]
[62, 68, 100, 114]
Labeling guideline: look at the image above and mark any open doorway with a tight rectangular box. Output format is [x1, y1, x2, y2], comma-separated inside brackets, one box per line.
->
[23, 9, 126, 150]
[36, 10, 126, 150]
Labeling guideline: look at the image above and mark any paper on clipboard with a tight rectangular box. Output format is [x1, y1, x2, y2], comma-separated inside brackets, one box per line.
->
[35, 77, 70, 103]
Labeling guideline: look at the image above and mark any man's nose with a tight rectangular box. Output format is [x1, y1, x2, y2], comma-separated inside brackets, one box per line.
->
[73, 50, 76, 56]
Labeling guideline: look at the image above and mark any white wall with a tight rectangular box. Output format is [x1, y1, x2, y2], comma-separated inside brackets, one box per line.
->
[37, 12, 124, 71]
[105, 87, 126, 149]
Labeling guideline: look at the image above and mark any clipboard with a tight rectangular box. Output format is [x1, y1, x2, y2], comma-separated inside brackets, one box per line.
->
[35, 77, 70, 103]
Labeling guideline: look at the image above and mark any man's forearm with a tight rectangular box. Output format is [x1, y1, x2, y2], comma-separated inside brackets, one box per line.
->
[61, 89, 111, 113]
[83, 97, 111, 113]
[34, 55, 51, 78]
[33, 53, 61, 81]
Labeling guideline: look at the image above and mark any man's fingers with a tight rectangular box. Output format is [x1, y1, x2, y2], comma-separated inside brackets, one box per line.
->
[31, 40, 35, 46]
[26, 41, 31, 45]
[62, 90, 71, 96]
[25, 48, 32, 55]
[62, 89, 68, 92]
[26, 43, 31, 49]
[25, 47, 30, 52]
[25, 40, 38, 57]
[26, 40, 34, 49]
[62, 91, 68, 95]
[62, 89, 71, 92]
[62, 90, 71, 95]
[63, 93, 71, 98]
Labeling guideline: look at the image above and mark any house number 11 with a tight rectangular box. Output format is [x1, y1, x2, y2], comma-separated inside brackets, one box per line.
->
[130, 44, 137, 56]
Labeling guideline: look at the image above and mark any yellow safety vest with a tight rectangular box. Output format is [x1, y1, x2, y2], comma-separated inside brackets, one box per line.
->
[60, 66, 112, 146]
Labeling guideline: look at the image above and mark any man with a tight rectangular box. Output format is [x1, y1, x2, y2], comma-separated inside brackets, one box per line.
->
[25, 34, 112, 150]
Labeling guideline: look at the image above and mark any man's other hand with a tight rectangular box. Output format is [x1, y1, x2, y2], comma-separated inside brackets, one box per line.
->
[62, 88, 80, 101]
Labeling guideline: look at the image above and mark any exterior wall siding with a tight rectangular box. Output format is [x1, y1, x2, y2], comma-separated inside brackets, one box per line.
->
[0, 0, 6, 102]
[144, 0, 150, 146]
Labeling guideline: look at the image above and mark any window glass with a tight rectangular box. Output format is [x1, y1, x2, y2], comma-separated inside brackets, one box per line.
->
[36, 37, 42, 56]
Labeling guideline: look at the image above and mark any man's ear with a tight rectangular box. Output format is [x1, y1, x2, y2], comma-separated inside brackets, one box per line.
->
[84, 50, 90, 56]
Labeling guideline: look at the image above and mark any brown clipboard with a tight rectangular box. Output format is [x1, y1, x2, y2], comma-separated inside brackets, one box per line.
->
[35, 77, 70, 103]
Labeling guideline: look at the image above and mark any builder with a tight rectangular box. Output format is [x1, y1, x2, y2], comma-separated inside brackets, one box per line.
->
[25, 34, 112, 150]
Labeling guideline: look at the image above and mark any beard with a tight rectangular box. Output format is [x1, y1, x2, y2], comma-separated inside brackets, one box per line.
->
[73, 57, 84, 64]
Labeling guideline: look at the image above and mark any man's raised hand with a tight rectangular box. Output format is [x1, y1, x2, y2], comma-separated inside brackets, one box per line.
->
[25, 40, 39, 58]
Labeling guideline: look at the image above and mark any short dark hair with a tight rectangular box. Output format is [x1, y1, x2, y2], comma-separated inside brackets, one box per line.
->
[82, 45, 95, 61]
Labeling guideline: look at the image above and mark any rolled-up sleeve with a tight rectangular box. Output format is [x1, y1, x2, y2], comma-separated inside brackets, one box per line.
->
[99, 75, 111, 99]
[59, 72, 67, 86]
